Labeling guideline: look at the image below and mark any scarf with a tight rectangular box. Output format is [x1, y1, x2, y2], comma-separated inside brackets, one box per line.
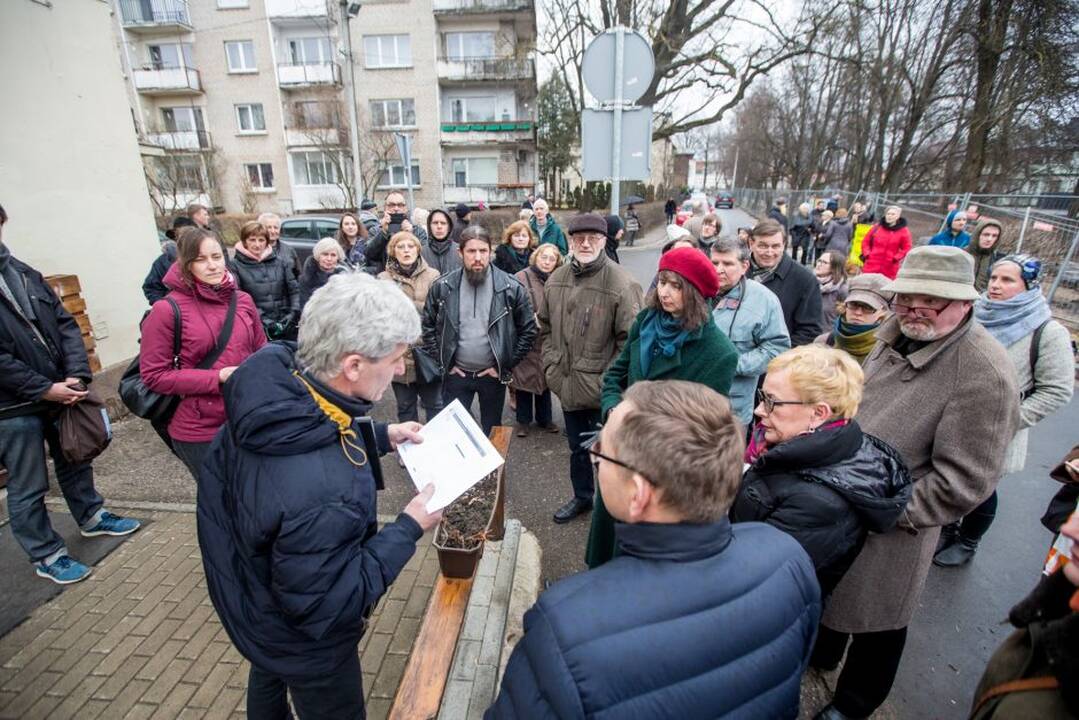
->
[745, 418, 851, 464]
[428, 237, 454, 256]
[235, 242, 272, 262]
[638, 308, 690, 376]
[389, 258, 420, 278]
[571, 253, 607, 277]
[818, 276, 845, 295]
[974, 287, 1052, 348]
[749, 258, 778, 285]
[832, 317, 880, 363]
[529, 266, 550, 283]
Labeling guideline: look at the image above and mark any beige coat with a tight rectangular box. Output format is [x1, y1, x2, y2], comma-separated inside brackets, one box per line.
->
[540, 254, 643, 411]
[823, 315, 1020, 633]
[510, 267, 548, 395]
[378, 259, 440, 385]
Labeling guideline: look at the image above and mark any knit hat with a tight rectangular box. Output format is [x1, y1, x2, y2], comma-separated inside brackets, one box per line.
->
[605, 214, 624, 239]
[666, 223, 692, 243]
[360, 199, 378, 211]
[993, 253, 1042, 289]
[566, 213, 607, 236]
[846, 273, 894, 311]
[454, 202, 471, 220]
[165, 215, 196, 240]
[883, 246, 979, 300]
[659, 246, 720, 299]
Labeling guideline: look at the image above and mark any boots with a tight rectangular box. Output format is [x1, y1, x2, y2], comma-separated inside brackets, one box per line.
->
[935, 522, 959, 554]
[934, 536, 978, 567]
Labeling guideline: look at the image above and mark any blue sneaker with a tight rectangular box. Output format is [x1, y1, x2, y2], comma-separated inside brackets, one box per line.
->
[35, 555, 91, 585]
[80, 511, 141, 538]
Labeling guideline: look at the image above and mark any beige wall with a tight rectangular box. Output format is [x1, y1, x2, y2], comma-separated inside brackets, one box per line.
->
[0, 0, 160, 367]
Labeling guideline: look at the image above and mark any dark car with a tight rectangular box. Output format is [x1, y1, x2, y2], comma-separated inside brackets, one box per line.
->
[279, 215, 342, 265]
[715, 191, 735, 209]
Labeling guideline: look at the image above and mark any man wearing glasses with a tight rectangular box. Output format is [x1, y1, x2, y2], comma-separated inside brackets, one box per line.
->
[539, 214, 643, 523]
[812, 246, 1019, 720]
[362, 191, 429, 275]
[487, 380, 820, 718]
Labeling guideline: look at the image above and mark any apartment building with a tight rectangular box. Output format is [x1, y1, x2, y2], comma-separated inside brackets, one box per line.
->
[111, 0, 538, 216]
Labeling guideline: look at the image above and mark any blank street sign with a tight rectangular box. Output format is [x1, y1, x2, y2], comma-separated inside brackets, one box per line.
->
[581, 107, 653, 181]
[581, 29, 654, 105]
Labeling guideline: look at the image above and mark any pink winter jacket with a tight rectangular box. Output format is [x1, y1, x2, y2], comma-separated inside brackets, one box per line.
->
[140, 264, 266, 442]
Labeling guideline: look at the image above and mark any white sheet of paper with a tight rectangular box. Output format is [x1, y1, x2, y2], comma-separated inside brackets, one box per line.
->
[396, 399, 505, 512]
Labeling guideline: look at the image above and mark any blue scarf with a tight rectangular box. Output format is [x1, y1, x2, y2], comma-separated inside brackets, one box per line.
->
[639, 308, 691, 376]
[974, 287, 1052, 348]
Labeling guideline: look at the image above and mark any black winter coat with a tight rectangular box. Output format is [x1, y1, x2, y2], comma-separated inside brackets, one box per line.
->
[230, 248, 301, 332]
[0, 244, 91, 419]
[298, 256, 344, 310]
[754, 253, 824, 345]
[142, 243, 177, 305]
[731, 420, 912, 596]
[421, 267, 537, 383]
[487, 520, 821, 719]
[197, 343, 423, 679]
[768, 206, 790, 234]
[364, 223, 429, 275]
[493, 244, 531, 275]
[273, 240, 301, 279]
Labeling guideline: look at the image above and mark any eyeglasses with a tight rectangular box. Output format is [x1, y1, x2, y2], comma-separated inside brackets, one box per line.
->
[570, 234, 603, 246]
[586, 431, 643, 476]
[386, 201, 407, 210]
[891, 296, 952, 316]
[756, 388, 811, 415]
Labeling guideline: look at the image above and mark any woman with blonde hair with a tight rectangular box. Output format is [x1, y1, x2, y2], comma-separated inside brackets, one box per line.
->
[298, 237, 345, 310]
[731, 345, 911, 596]
[510, 243, 563, 437]
[494, 220, 537, 275]
[861, 205, 912, 279]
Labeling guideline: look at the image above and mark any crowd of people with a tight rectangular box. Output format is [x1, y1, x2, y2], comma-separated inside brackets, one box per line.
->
[0, 191, 1077, 719]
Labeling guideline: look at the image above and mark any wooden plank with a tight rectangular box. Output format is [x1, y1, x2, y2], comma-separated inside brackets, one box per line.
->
[87, 350, 102, 374]
[62, 297, 87, 315]
[81, 333, 96, 352]
[389, 576, 473, 720]
[44, 274, 81, 298]
[74, 313, 92, 334]
[489, 425, 512, 459]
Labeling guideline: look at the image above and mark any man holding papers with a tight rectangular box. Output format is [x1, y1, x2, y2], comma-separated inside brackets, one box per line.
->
[196, 272, 441, 720]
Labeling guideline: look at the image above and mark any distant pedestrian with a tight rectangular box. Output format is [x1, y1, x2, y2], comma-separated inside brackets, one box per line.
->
[822, 208, 854, 258]
[450, 202, 472, 246]
[849, 201, 874, 227]
[814, 210, 834, 259]
[187, 202, 212, 231]
[860, 205, 912, 279]
[529, 198, 568, 255]
[363, 191, 430, 275]
[0, 204, 141, 585]
[664, 197, 676, 225]
[748, 219, 822, 346]
[790, 202, 814, 264]
[966, 219, 1004, 292]
[231, 221, 301, 341]
[603, 214, 623, 263]
[814, 251, 849, 330]
[697, 212, 721, 251]
[494, 220, 536, 275]
[299, 238, 345, 310]
[487, 380, 821, 720]
[143, 239, 178, 305]
[358, 199, 380, 235]
[422, 208, 461, 276]
[732, 345, 911, 597]
[335, 211, 369, 268]
[586, 247, 738, 568]
[929, 209, 972, 248]
[767, 197, 789, 235]
[411, 207, 429, 229]
[623, 204, 640, 246]
[510, 244, 563, 437]
[257, 212, 299, 278]
[816, 273, 893, 365]
[682, 197, 708, 239]
[936, 254, 1074, 567]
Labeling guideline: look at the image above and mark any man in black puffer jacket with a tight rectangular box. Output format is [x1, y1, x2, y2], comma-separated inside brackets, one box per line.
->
[487, 380, 820, 719]
[230, 221, 300, 340]
[197, 272, 441, 719]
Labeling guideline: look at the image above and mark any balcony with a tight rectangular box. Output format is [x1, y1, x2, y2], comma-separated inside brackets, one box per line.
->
[432, 0, 533, 14]
[144, 130, 213, 151]
[266, 0, 329, 18]
[285, 126, 347, 147]
[277, 62, 341, 89]
[440, 121, 535, 145]
[132, 66, 202, 95]
[118, 0, 193, 33]
[444, 185, 530, 206]
[437, 57, 534, 83]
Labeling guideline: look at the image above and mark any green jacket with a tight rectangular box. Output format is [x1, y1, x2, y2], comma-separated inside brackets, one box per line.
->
[530, 216, 568, 255]
[587, 310, 738, 568]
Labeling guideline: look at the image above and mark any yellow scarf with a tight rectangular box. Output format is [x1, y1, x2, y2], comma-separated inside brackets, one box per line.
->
[293, 372, 368, 467]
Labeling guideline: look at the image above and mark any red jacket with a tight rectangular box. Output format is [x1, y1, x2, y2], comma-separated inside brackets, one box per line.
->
[860, 220, 912, 279]
[140, 264, 266, 442]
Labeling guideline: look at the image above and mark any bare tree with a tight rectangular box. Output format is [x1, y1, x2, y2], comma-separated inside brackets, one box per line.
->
[142, 150, 219, 218]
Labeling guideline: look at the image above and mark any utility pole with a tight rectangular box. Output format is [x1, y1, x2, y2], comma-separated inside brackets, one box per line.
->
[340, 1, 364, 210]
[731, 145, 740, 190]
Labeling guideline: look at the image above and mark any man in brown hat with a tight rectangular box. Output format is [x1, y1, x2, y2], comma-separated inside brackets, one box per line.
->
[810, 246, 1020, 720]
[540, 213, 643, 523]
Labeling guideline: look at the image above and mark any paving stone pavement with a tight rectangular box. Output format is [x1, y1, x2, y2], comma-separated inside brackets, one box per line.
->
[0, 511, 438, 720]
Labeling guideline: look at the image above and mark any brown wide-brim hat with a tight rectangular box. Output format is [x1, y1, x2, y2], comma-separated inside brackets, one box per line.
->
[882, 246, 980, 301]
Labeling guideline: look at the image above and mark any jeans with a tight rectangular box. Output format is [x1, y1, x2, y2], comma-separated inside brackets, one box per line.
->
[442, 372, 506, 435]
[954, 490, 998, 544]
[172, 439, 212, 480]
[563, 409, 601, 501]
[247, 652, 365, 720]
[0, 412, 104, 563]
[392, 380, 443, 424]
[624, 230, 638, 247]
[515, 389, 552, 426]
[811, 625, 908, 717]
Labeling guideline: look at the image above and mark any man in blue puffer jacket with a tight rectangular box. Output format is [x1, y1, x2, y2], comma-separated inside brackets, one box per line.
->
[197, 272, 442, 719]
[487, 379, 821, 719]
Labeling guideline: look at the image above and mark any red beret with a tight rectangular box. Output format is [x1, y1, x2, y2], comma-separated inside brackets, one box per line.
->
[658, 246, 720, 299]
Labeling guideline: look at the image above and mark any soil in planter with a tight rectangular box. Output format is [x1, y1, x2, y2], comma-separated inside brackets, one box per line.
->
[438, 470, 498, 550]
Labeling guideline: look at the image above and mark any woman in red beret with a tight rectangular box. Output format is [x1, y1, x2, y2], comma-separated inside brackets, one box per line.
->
[585, 247, 739, 568]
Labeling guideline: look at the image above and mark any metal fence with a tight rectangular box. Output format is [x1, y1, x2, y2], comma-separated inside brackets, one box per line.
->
[732, 188, 1079, 330]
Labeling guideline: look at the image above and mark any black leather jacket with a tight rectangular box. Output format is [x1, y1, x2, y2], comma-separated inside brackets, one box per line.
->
[421, 267, 537, 383]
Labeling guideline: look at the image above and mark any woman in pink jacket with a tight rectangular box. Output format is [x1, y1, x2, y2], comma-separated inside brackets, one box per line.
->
[860, 205, 913, 280]
[140, 227, 266, 477]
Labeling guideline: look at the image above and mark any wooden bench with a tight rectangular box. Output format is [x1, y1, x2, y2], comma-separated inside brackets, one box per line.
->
[389, 426, 512, 719]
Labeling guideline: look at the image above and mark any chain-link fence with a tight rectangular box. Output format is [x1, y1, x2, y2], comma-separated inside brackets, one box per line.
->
[732, 188, 1079, 330]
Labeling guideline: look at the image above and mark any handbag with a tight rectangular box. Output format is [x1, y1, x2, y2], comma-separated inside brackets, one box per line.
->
[58, 388, 112, 464]
[412, 347, 441, 384]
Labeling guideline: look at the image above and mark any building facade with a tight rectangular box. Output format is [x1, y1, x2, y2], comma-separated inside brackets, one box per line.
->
[111, 0, 538, 215]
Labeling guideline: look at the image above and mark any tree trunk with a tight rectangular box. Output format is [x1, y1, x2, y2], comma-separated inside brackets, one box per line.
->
[958, 0, 1013, 192]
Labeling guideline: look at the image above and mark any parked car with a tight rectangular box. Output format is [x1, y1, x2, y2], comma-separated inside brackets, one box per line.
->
[279, 214, 342, 265]
[715, 191, 735, 209]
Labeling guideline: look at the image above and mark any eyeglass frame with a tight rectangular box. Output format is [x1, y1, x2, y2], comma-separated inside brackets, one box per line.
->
[890, 294, 955, 316]
[755, 388, 812, 415]
[569, 232, 604, 246]
[584, 428, 645, 477]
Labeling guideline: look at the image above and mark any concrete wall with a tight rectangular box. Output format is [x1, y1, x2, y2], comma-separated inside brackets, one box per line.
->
[0, 0, 160, 367]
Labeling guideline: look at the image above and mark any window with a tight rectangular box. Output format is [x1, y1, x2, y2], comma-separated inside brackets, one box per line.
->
[449, 96, 496, 123]
[369, 99, 416, 128]
[287, 37, 332, 65]
[378, 162, 421, 188]
[217, 0, 248, 7]
[148, 43, 193, 69]
[292, 151, 339, 185]
[363, 35, 411, 68]
[235, 104, 266, 132]
[225, 40, 257, 72]
[161, 106, 204, 133]
[451, 157, 497, 186]
[293, 101, 339, 128]
[280, 221, 313, 240]
[444, 32, 495, 60]
[314, 220, 340, 239]
[155, 156, 204, 191]
[245, 163, 274, 190]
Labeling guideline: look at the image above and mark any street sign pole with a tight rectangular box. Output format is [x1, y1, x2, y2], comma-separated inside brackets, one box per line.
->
[610, 27, 625, 216]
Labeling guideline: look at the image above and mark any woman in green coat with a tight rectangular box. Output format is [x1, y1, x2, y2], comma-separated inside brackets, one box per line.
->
[585, 247, 738, 568]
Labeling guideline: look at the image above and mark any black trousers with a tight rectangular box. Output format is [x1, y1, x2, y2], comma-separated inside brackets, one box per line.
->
[563, 408, 601, 501]
[811, 624, 908, 718]
[172, 439, 212, 480]
[515, 389, 553, 426]
[953, 490, 998, 544]
[247, 652, 364, 720]
[391, 380, 443, 424]
[442, 372, 506, 436]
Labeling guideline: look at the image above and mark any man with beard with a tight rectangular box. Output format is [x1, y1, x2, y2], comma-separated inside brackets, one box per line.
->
[421, 226, 536, 434]
[363, 191, 430, 275]
[540, 214, 644, 524]
[747, 219, 822, 346]
[811, 246, 1019, 720]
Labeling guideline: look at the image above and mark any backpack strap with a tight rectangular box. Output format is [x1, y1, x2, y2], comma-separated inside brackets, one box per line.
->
[195, 292, 239, 371]
[970, 676, 1059, 718]
[165, 297, 182, 370]
[1021, 320, 1050, 400]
